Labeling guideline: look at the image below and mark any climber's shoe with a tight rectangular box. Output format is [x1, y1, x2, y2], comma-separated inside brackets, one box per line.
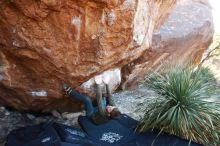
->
[63, 83, 72, 95]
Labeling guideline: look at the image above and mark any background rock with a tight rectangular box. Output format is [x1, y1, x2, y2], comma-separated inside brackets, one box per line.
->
[121, 0, 214, 89]
[0, 0, 177, 111]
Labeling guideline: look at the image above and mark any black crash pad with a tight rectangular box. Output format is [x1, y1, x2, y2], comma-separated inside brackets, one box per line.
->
[78, 115, 203, 146]
[118, 114, 202, 146]
[124, 130, 202, 146]
[78, 116, 137, 146]
[6, 123, 97, 146]
[53, 123, 97, 146]
[117, 114, 139, 129]
[6, 114, 203, 146]
[6, 123, 61, 146]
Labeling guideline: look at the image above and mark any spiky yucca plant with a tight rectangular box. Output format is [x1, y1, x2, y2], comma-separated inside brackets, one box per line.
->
[138, 66, 220, 146]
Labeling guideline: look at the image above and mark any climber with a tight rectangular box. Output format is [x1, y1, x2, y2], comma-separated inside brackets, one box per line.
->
[63, 75, 121, 125]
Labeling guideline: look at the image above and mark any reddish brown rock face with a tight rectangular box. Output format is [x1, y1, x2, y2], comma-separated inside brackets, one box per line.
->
[0, 0, 198, 112]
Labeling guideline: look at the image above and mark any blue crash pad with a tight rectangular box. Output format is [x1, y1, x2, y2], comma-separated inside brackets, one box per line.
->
[117, 114, 139, 129]
[6, 115, 203, 146]
[118, 114, 202, 146]
[6, 122, 97, 146]
[53, 123, 97, 146]
[124, 129, 202, 146]
[78, 116, 138, 146]
[6, 123, 61, 146]
[78, 115, 203, 146]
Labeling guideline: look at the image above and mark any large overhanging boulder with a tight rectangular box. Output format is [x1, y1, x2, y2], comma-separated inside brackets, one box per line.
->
[0, 0, 207, 112]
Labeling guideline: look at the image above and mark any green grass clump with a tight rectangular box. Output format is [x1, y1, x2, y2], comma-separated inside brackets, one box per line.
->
[138, 66, 220, 145]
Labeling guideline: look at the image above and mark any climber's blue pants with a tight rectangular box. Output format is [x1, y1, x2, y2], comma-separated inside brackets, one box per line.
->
[69, 90, 95, 117]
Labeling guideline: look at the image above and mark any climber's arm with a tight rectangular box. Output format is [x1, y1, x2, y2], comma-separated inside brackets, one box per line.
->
[106, 84, 115, 106]
[95, 83, 107, 116]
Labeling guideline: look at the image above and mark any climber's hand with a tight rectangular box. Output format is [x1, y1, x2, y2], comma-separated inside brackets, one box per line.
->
[94, 75, 102, 84]
[103, 73, 110, 84]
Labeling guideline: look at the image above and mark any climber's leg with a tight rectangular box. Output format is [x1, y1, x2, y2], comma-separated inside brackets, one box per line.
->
[64, 84, 94, 117]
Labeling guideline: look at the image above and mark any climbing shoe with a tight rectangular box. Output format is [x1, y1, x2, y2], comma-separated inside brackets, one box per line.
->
[63, 83, 73, 95]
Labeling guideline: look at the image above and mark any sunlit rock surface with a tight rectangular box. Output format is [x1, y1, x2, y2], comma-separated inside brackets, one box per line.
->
[121, 0, 214, 89]
[81, 68, 121, 94]
[0, 0, 177, 111]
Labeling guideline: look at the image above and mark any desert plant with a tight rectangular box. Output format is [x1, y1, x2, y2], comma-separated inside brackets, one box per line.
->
[138, 66, 220, 145]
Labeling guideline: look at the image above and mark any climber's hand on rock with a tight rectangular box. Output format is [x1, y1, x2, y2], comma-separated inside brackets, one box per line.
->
[94, 75, 102, 84]
[103, 73, 110, 84]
